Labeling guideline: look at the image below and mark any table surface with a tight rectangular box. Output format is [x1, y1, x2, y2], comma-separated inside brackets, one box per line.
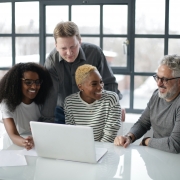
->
[0, 134, 180, 180]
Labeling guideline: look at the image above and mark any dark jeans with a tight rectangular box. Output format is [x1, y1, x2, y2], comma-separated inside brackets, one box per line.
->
[54, 106, 65, 124]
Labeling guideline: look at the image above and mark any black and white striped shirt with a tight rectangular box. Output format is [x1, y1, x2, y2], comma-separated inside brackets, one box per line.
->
[64, 90, 121, 143]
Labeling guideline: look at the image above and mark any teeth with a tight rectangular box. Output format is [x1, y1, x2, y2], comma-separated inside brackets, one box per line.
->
[29, 90, 35, 93]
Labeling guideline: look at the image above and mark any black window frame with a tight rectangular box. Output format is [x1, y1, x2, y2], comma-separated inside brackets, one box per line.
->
[0, 0, 179, 114]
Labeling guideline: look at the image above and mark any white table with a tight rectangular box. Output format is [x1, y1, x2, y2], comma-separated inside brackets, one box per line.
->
[0, 135, 180, 180]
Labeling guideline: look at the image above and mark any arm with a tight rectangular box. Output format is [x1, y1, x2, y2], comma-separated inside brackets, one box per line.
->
[131, 91, 180, 153]
[130, 90, 180, 153]
[129, 102, 151, 140]
[98, 50, 122, 100]
[3, 118, 33, 150]
[100, 94, 121, 143]
[114, 100, 151, 147]
[147, 113, 180, 153]
[64, 98, 75, 125]
[39, 54, 59, 122]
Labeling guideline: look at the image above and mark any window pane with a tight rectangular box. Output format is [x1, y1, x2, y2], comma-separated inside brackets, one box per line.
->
[46, 6, 69, 34]
[15, 2, 39, 33]
[0, 37, 12, 67]
[46, 37, 55, 55]
[16, 37, 39, 63]
[134, 76, 157, 109]
[115, 75, 130, 109]
[169, 0, 180, 34]
[135, 38, 164, 72]
[0, 3, 11, 33]
[72, 5, 100, 34]
[103, 38, 127, 67]
[135, 0, 165, 34]
[81, 37, 99, 47]
[168, 39, 180, 54]
[103, 5, 127, 34]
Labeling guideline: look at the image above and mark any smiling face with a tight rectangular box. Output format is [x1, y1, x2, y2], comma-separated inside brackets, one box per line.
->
[78, 70, 104, 104]
[55, 36, 81, 63]
[21, 71, 41, 104]
[157, 64, 180, 101]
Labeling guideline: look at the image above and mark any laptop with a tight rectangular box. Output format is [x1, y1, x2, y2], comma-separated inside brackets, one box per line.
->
[30, 121, 107, 163]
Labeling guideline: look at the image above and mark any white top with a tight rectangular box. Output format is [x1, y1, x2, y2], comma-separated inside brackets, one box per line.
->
[64, 90, 121, 143]
[1, 101, 41, 134]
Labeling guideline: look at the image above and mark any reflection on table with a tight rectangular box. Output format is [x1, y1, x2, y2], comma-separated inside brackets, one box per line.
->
[0, 134, 180, 180]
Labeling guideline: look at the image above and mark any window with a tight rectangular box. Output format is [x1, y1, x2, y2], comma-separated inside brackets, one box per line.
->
[0, 0, 179, 114]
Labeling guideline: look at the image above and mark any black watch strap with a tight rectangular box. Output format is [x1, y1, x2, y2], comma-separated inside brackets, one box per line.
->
[142, 137, 150, 146]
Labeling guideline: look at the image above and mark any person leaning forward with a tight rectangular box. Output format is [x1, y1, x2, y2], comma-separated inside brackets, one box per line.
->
[114, 54, 180, 154]
[39, 21, 124, 123]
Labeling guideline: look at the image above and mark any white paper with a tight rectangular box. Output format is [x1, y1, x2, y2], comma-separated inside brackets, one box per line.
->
[19, 148, 38, 157]
[0, 150, 27, 167]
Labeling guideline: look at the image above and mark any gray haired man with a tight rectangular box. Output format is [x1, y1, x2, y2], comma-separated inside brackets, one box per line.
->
[114, 54, 180, 154]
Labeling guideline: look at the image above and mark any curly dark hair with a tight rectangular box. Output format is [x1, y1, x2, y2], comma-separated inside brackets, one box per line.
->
[0, 62, 53, 112]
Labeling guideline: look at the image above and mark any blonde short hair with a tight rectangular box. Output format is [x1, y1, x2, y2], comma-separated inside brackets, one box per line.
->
[53, 21, 81, 42]
[75, 64, 97, 85]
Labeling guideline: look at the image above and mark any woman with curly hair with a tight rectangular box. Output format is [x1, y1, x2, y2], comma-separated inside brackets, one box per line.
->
[0, 62, 52, 150]
[64, 64, 121, 143]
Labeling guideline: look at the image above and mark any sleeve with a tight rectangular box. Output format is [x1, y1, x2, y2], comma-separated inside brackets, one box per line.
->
[100, 93, 121, 143]
[148, 109, 180, 154]
[129, 103, 152, 140]
[38, 54, 59, 123]
[64, 98, 75, 125]
[97, 49, 123, 100]
[130, 90, 180, 154]
[1, 101, 13, 119]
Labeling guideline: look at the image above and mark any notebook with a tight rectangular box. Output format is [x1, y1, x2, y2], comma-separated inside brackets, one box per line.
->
[30, 121, 107, 163]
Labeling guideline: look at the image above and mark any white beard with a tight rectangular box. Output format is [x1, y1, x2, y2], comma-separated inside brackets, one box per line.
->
[158, 82, 179, 100]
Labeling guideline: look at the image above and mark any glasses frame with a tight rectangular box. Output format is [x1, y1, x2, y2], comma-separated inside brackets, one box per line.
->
[153, 74, 180, 84]
[21, 78, 43, 86]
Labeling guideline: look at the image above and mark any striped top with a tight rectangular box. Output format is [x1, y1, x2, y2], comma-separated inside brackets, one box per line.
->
[64, 90, 121, 143]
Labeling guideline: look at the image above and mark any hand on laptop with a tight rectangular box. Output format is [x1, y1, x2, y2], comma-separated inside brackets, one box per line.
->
[23, 136, 34, 150]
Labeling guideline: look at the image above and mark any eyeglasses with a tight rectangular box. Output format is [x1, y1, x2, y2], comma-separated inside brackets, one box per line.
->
[21, 78, 43, 86]
[153, 74, 180, 84]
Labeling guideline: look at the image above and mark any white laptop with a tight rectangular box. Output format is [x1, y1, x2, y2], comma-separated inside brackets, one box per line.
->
[30, 121, 107, 163]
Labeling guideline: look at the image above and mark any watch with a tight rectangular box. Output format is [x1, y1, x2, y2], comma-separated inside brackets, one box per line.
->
[124, 134, 133, 143]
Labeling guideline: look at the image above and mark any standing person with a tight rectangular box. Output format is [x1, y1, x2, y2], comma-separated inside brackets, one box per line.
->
[40, 21, 124, 124]
[64, 64, 121, 143]
[114, 54, 180, 154]
[0, 62, 52, 150]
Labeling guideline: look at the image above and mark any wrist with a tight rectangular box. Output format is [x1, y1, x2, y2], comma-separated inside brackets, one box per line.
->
[124, 134, 133, 144]
[142, 137, 150, 146]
